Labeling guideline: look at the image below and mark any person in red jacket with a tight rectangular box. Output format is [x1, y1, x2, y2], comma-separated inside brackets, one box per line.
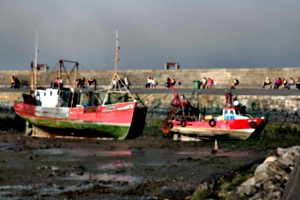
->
[206, 78, 214, 88]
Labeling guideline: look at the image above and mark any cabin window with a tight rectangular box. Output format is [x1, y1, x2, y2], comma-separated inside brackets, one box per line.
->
[224, 110, 228, 115]
[50, 91, 52, 96]
[44, 92, 46, 96]
[230, 110, 234, 115]
[36, 91, 40, 96]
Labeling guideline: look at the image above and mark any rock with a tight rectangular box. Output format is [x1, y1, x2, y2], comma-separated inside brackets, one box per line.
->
[254, 158, 290, 183]
[254, 163, 272, 182]
[192, 181, 215, 199]
[278, 147, 300, 167]
[263, 156, 277, 163]
[264, 190, 281, 200]
[262, 178, 277, 190]
[277, 146, 300, 157]
[225, 146, 299, 199]
[248, 192, 264, 200]
[236, 177, 257, 196]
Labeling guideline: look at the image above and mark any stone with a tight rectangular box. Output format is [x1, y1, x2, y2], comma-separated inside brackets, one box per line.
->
[264, 190, 281, 200]
[278, 147, 300, 167]
[236, 177, 257, 196]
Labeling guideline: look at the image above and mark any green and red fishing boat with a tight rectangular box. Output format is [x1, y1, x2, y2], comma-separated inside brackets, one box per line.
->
[14, 31, 147, 139]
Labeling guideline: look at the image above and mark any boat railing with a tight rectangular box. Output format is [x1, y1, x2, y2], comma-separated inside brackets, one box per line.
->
[238, 114, 253, 119]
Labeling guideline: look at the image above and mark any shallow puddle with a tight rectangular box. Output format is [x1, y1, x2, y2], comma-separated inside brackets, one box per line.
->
[176, 148, 250, 157]
[67, 172, 139, 183]
[32, 148, 145, 157]
[97, 160, 134, 170]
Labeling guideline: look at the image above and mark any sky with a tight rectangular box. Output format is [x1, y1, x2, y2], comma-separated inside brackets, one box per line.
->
[1, 0, 300, 71]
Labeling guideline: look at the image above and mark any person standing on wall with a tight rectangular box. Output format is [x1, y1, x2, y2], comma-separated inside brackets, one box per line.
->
[124, 77, 130, 89]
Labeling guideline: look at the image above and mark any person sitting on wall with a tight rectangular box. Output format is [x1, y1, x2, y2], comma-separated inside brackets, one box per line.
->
[296, 77, 300, 90]
[13, 76, 20, 89]
[270, 78, 277, 89]
[286, 77, 295, 90]
[280, 78, 288, 89]
[81, 77, 86, 88]
[274, 77, 282, 89]
[76, 78, 81, 87]
[88, 78, 94, 87]
[91, 78, 97, 90]
[206, 78, 214, 88]
[165, 77, 171, 88]
[231, 78, 239, 89]
[170, 78, 176, 86]
[201, 77, 207, 89]
[145, 77, 152, 88]
[53, 77, 59, 88]
[10, 76, 15, 89]
[262, 77, 272, 89]
[59, 77, 63, 88]
[150, 77, 156, 89]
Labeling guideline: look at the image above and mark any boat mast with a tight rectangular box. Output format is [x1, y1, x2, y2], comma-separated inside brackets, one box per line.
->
[114, 30, 119, 74]
[111, 30, 121, 88]
[103, 31, 135, 105]
[31, 30, 39, 90]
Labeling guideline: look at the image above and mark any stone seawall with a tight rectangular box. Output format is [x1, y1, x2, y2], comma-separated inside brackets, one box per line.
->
[2, 92, 300, 124]
[1, 67, 299, 89]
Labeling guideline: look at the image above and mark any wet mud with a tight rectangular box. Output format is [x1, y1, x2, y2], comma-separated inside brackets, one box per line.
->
[0, 132, 269, 200]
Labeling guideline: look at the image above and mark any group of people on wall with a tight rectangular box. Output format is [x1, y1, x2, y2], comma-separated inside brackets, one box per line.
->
[20, 75, 300, 90]
[51, 77, 97, 89]
[112, 77, 130, 89]
[75, 77, 97, 88]
[145, 77, 157, 89]
[262, 77, 300, 90]
[194, 77, 239, 89]
[200, 77, 216, 89]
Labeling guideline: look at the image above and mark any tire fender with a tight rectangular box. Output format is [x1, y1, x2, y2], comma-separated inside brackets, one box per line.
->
[167, 122, 174, 129]
[249, 121, 257, 128]
[209, 119, 217, 127]
[180, 120, 187, 127]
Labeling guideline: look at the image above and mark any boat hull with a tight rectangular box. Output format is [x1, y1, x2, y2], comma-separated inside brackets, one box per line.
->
[169, 118, 267, 140]
[14, 101, 147, 139]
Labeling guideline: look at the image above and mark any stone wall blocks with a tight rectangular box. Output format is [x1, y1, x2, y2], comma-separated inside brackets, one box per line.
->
[1, 67, 299, 89]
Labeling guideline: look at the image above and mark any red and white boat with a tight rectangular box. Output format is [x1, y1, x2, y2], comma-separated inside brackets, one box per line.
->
[14, 31, 147, 139]
[160, 86, 268, 141]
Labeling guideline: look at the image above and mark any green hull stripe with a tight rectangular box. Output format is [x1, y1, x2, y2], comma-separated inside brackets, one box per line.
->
[24, 117, 130, 139]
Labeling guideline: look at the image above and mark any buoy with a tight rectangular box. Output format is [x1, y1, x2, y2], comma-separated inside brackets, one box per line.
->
[214, 138, 218, 150]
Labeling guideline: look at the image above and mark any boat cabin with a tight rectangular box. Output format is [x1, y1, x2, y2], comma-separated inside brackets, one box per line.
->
[222, 107, 249, 120]
[35, 88, 79, 107]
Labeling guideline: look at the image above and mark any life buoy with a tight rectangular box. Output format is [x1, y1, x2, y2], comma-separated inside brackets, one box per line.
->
[249, 121, 257, 128]
[167, 122, 174, 129]
[180, 120, 187, 127]
[209, 119, 217, 127]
